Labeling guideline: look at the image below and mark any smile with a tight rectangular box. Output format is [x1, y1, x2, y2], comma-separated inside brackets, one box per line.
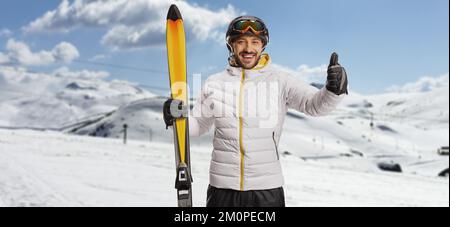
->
[240, 53, 256, 61]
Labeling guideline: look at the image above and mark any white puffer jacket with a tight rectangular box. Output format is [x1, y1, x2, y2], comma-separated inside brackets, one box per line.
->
[189, 54, 345, 191]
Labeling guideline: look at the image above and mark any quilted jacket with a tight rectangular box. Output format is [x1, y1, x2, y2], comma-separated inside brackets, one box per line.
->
[189, 54, 345, 191]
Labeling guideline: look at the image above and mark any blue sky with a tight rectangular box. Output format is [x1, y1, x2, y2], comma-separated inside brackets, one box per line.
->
[0, 0, 448, 94]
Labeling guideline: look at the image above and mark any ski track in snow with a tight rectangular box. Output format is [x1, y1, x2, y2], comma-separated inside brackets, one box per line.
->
[0, 129, 448, 207]
[0, 150, 73, 206]
[0, 129, 210, 207]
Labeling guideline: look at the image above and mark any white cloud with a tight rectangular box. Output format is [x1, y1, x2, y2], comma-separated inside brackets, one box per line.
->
[89, 54, 109, 61]
[52, 42, 80, 63]
[23, 0, 240, 50]
[295, 64, 328, 81]
[0, 28, 12, 37]
[4, 39, 55, 66]
[272, 63, 328, 83]
[0, 52, 8, 64]
[53, 66, 110, 80]
[0, 66, 109, 95]
[0, 39, 80, 66]
[0, 66, 58, 94]
[386, 73, 449, 93]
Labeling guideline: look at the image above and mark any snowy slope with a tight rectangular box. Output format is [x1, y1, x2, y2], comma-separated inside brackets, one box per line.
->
[279, 86, 449, 177]
[65, 97, 213, 145]
[0, 67, 155, 128]
[0, 129, 447, 207]
[63, 85, 449, 178]
[1, 67, 448, 206]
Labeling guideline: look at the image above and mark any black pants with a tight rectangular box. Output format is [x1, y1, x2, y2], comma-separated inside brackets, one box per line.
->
[206, 185, 285, 207]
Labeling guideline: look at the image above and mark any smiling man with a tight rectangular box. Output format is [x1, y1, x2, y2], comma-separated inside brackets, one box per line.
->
[164, 15, 348, 207]
[233, 34, 262, 68]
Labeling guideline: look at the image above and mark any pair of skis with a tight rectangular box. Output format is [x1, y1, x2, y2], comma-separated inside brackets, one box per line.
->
[166, 4, 192, 207]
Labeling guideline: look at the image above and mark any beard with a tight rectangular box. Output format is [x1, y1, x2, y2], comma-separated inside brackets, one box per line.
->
[234, 51, 260, 69]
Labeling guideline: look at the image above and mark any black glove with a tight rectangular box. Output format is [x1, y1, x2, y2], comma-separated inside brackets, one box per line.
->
[326, 52, 348, 95]
[163, 98, 188, 129]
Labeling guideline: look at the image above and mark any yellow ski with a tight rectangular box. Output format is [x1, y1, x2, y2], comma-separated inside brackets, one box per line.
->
[166, 4, 192, 207]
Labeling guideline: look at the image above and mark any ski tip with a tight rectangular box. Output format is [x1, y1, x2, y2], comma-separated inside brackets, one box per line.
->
[167, 4, 182, 21]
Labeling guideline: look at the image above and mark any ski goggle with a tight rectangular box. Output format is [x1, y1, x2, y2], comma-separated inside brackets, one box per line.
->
[232, 20, 267, 35]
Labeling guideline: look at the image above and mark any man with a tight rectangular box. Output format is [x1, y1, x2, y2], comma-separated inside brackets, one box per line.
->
[164, 16, 348, 207]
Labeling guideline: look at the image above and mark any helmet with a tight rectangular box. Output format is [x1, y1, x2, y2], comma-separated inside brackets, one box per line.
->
[226, 16, 269, 52]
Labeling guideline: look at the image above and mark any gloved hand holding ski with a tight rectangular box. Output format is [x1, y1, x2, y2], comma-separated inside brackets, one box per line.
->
[326, 52, 348, 95]
[163, 98, 188, 129]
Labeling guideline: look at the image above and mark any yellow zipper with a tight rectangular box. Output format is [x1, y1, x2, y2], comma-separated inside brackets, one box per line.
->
[239, 69, 245, 191]
[237, 55, 269, 191]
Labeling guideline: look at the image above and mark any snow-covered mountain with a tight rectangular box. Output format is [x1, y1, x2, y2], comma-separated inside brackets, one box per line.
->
[59, 85, 449, 178]
[64, 97, 174, 143]
[63, 97, 214, 145]
[0, 66, 155, 128]
[0, 67, 448, 206]
[282, 86, 449, 177]
[1, 66, 448, 177]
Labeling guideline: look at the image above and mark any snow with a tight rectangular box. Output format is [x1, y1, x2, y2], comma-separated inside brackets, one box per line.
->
[283, 157, 448, 207]
[0, 66, 155, 128]
[0, 67, 448, 206]
[62, 87, 448, 178]
[0, 129, 447, 207]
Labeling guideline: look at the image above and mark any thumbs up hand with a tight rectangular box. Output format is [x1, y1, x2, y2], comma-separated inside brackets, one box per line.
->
[326, 52, 348, 95]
